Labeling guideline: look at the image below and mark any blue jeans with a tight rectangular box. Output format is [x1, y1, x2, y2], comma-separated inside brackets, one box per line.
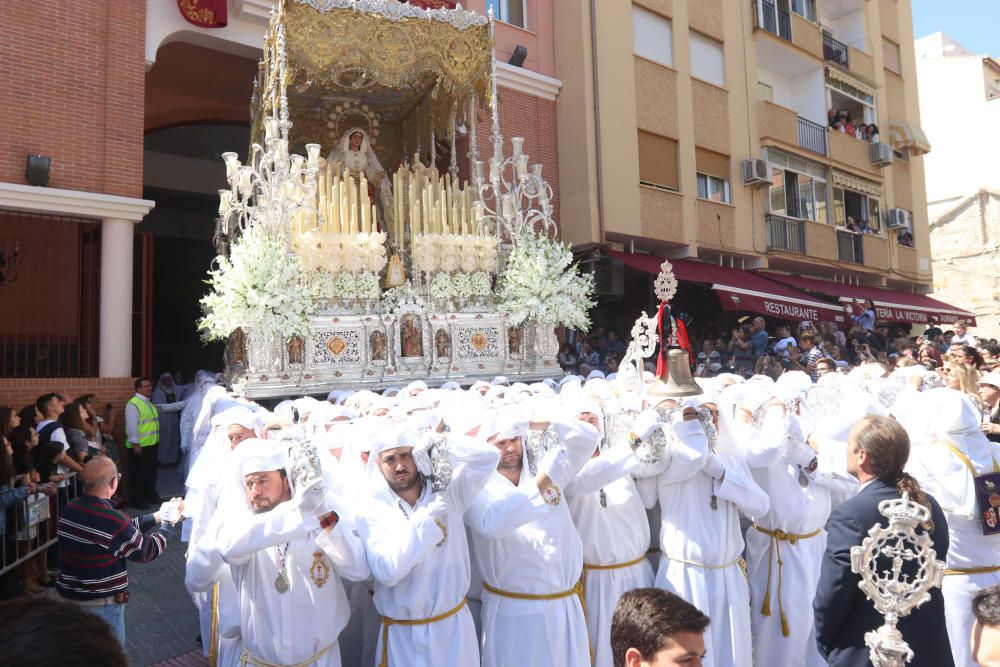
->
[84, 602, 125, 646]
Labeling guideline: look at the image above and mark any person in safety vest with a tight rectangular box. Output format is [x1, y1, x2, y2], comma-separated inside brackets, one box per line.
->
[125, 378, 160, 508]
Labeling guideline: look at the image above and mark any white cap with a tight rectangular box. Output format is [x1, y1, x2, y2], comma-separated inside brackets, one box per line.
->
[237, 439, 287, 478]
[979, 372, 1000, 389]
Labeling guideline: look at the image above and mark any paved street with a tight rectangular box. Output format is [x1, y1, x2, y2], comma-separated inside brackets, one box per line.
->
[124, 465, 204, 667]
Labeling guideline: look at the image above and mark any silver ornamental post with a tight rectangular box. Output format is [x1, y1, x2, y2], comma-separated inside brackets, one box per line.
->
[849, 492, 946, 667]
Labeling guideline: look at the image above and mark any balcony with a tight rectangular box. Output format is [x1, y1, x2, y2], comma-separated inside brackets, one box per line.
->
[798, 116, 828, 155]
[837, 229, 864, 264]
[766, 214, 806, 254]
[757, 0, 792, 41]
[823, 33, 849, 66]
[828, 129, 880, 176]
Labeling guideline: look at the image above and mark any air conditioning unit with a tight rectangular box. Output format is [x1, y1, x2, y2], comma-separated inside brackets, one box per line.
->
[742, 158, 773, 186]
[886, 207, 912, 230]
[869, 141, 894, 166]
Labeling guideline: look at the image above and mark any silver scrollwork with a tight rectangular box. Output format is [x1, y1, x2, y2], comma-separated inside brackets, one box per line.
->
[850, 492, 946, 667]
[525, 426, 558, 476]
[426, 434, 454, 493]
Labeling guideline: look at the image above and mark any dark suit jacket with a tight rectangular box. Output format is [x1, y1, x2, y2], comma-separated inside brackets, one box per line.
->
[813, 478, 954, 667]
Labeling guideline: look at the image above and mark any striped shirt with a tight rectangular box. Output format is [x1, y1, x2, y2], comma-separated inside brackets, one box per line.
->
[56, 494, 173, 600]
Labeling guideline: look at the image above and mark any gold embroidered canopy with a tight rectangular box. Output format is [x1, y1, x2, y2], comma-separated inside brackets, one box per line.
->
[252, 0, 493, 172]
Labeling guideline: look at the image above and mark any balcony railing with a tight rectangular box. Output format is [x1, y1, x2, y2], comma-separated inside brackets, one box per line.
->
[837, 229, 865, 264]
[797, 116, 828, 156]
[766, 214, 806, 253]
[757, 0, 792, 41]
[823, 33, 849, 67]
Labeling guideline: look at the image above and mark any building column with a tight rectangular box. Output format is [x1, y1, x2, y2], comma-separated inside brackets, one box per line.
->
[99, 217, 135, 377]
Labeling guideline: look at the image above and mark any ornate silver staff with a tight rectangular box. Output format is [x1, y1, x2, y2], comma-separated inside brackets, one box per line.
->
[849, 492, 946, 666]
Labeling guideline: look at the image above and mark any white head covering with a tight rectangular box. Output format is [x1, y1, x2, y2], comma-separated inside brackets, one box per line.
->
[211, 406, 264, 435]
[440, 381, 462, 392]
[237, 438, 288, 478]
[492, 376, 510, 386]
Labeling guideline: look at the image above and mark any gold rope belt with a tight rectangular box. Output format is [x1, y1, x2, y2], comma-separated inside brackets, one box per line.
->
[582, 553, 648, 571]
[752, 524, 822, 638]
[378, 597, 467, 667]
[660, 553, 748, 574]
[945, 565, 1000, 576]
[209, 582, 219, 667]
[482, 580, 594, 662]
[239, 641, 334, 667]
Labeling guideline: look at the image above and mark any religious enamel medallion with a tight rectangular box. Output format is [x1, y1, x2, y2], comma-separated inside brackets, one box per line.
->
[470, 331, 488, 351]
[326, 336, 348, 357]
[275, 573, 290, 593]
[542, 483, 562, 506]
[310, 550, 331, 588]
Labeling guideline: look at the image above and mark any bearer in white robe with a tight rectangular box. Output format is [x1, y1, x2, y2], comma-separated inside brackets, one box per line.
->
[357, 426, 499, 667]
[725, 378, 858, 667]
[464, 414, 600, 667]
[203, 438, 370, 667]
[653, 402, 769, 667]
[185, 406, 263, 667]
[566, 401, 667, 667]
[905, 388, 1000, 667]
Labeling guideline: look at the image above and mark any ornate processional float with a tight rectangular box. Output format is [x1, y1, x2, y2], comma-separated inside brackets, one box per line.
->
[199, 0, 595, 398]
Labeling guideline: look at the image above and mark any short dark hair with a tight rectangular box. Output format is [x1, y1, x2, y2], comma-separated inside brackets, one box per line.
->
[816, 357, 836, 370]
[611, 588, 710, 667]
[973, 584, 1000, 626]
[34, 393, 59, 416]
[0, 596, 128, 667]
[134, 377, 151, 391]
[799, 332, 815, 344]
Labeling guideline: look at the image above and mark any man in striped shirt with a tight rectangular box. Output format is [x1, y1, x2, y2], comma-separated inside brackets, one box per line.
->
[56, 456, 180, 644]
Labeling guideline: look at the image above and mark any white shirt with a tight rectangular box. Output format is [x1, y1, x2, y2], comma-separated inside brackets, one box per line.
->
[952, 332, 977, 348]
[37, 418, 71, 483]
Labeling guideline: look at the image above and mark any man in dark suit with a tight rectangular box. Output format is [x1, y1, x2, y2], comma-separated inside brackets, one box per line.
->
[813, 415, 954, 667]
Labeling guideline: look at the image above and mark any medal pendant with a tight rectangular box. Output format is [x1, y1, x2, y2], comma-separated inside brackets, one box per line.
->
[710, 494, 718, 511]
[599, 489, 607, 508]
[798, 469, 809, 488]
[275, 573, 290, 593]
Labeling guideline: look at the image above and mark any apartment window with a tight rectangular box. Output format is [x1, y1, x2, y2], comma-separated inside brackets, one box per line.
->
[827, 76, 876, 127]
[788, 0, 816, 22]
[638, 131, 679, 191]
[763, 148, 827, 223]
[695, 147, 730, 202]
[486, 0, 526, 28]
[882, 37, 902, 75]
[690, 32, 725, 87]
[833, 187, 881, 232]
[633, 6, 673, 68]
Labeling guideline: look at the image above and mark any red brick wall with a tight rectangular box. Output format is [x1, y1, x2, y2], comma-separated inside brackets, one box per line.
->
[0, 377, 135, 445]
[459, 87, 561, 228]
[0, 1, 146, 197]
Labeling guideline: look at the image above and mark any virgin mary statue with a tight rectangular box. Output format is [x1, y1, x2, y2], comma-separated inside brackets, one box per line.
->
[327, 127, 394, 236]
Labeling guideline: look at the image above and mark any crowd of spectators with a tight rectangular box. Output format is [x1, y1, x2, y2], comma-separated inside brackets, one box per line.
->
[559, 325, 627, 377]
[0, 392, 119, 600]
[828, 108, 879, 143]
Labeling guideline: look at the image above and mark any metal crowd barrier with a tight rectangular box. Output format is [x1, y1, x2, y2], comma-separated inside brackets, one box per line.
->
[0, 472, 82, 576]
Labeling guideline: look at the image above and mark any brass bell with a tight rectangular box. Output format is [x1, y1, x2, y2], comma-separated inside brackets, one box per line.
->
[647, 348, 703, 398]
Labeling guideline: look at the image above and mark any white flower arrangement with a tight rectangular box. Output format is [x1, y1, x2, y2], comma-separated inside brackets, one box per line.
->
[470, 271, 492, 297]
[308, 269, 336, 300]
[438, 235, 461, 272]
[356, 271, 381, 299]
[429, 271, 453, 300]
[332, 272, 358, 300]
[495, 233, 595, 330]
[379, 286, 404, 313]
[199, 224, 315, 341]
[475, 236, 499, 273]
[451, 272, 473, 299]
[459, 234, 479, 273]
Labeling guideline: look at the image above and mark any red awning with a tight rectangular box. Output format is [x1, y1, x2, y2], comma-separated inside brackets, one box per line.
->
[758, 271, 977, 326]
[606, 251, 846, 323]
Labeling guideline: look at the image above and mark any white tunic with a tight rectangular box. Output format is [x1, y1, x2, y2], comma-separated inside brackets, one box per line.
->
[567, 446, 664, 667]
[908, 435, 1000, 667]
[654, 420, 770, 667]
[742, 418, 858, 667]
[464, 420, 600, 667]
[209, 498, 370, 667]
[357, 436, 499, 667]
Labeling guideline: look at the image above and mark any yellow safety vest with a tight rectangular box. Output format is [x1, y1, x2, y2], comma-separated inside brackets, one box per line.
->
[128, 396, 159, 447]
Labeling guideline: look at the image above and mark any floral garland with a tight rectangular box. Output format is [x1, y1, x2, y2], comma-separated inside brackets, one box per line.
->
[199, 224, 315, 341]
[495, 233, 595, 330]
